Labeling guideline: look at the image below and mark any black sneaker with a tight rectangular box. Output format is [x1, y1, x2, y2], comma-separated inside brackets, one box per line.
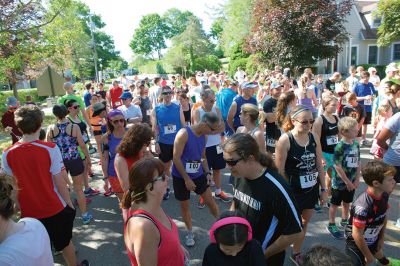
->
[340, 219, 348, 227]
[163, 187, 170, 201]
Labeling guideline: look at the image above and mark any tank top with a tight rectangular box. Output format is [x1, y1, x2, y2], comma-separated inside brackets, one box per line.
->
[121, 153, 140, 170]
[125, 209, 184, 266]
[89, 106, 102, 131]
[183, 104, 191, 123]
[297, 90, 316, 113]
[198, 106, 221, 147]
[52, 122, 79, 161]
[233, 96, 257, 128]
[107, 133, 123, 177]
[320, 115, 339, 154]
[285, 132, 319, 193]
[155, 103, 182, 145]
[68, 117, 89, 143]
[171, 127, 205, 179]
[388, 100, 399, 114]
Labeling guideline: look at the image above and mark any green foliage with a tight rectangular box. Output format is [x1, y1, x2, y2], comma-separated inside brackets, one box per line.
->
[130, 14, 169, 59]
[0, 88, 45, 113]
[357, 64, 386, 80]
[376, 0, 400, 47]
[210, 17, 226, 41]
[138, 61, 170, 74]
[192, 55, 222, 73]
[228, 58, 249, 76]
[162, 8, 199, 38]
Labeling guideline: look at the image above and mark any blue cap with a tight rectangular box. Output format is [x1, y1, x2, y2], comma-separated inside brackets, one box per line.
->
[242, 82, 258, 89]
[119, 91, 133, 99]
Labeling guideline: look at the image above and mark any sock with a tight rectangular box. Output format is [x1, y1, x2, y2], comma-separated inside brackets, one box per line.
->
[377, 257, 389, 265]
[215, 188, 221, 195]
[329, 223, 335, 226]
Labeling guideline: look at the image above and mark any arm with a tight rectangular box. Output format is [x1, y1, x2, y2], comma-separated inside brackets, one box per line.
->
[193, 109, 201, 124]
[45, 125, 54, 142]
[114, 154, 130, 191]
[101, 135, 110, 177]
[226, 102, 237, 132]
[179, 106, 186, 127]
[255, 131, 266, 153]
[201, 144, 211, 182]
[151, 109, 161, 154]
[73, 125, 91, 167]
[309, 89, 318, 108]
[53, 171, 74, 209]
[376, 127, 394, 151]
[311, 117, 323, 140]
[81, 107, 91, 130]
[353, 226, 375, 264]
[264, 232, 303, 258]
[313, 133, 326, 190]
[275, 134, 289, 180]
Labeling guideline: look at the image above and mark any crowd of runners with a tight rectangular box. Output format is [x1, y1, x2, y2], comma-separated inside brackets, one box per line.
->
[0, 63, 400, 266]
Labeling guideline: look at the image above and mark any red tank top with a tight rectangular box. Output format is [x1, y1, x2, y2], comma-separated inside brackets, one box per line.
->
[125, 209, 184, 266]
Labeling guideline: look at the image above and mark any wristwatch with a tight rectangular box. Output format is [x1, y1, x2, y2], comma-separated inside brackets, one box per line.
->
[320, 188, 328, 192]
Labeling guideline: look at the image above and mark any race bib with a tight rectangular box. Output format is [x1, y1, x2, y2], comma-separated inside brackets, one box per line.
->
[326, 135, 338, 146]
[300, 172, 318, 189]
[364, 225, 383, 244]
[346, 157, 358, 168]
[216, 145, 223, 154]
[164, 124, 176, 134]
[115, 101, 121, 107]
[185, 161, 201, 174]
[341, 98, 347, 105]
[364, 98, 372, 105]
[146, 109, 151, 116]
[82, 133, 89, 143]
[266, 138, 276, 147]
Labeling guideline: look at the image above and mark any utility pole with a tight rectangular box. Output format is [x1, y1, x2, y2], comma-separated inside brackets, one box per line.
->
[89, 14, 99, 82]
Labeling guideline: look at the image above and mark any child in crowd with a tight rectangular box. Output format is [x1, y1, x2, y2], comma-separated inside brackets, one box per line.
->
[302, 244, 351, 266]
[345, 161, 399, 266]
[327, 117, 360, 239]
[341, 93, 366, 141]
[202, 211, 265, 266]
[370, 104, 392, 160]
[337, 80, 350, 115]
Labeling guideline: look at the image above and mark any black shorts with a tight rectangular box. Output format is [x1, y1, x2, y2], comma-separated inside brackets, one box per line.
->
[93, 130, 102, 136]
[394, 166, 400, 183]
[265, 250, 285, 265]
[346, 241, 378, 266]
[330, 188, 355, 206]
[39, 206, 76, 251]
[173, 175, 209, 201]
[206, 145, 226, 170]
[159, 143, 173, 163]
[363, 112, 372, 125]
[293, 185, 319, 212]
[64, 158, 84, 176]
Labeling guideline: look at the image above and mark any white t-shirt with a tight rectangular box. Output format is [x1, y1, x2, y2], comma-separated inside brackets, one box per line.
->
[118, 104, 142, 121]
[346, 76, 359, 91]
[188, 86, 202, 103]
[149, 85, 162, 108]
[234, 70, 246, 83]
[0, 218, 53, 266]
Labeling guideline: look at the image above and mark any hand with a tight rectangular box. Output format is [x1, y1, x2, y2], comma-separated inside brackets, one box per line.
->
[184, 178, 196, 191]
[366, 95, 372, 101]
[365, 254, 375, 265]
[206, 173, 213, 184]
[354, 179, 360, 189]
[320, 191, 328, 204]
[346, 181, 356, 191]
[4, 126, 12, 133]
[155, 143, 161, 154]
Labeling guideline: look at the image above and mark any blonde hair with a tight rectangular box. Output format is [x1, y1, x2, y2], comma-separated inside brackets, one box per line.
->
[340, 80, 350, 93]
[346, 92, 357, 102]
[377, 104, 391, 116]
[241, 103, 265, 124]
[321, 95, 338, 110]
[338, 116, 358, 132]
[0, 173, 17, 219]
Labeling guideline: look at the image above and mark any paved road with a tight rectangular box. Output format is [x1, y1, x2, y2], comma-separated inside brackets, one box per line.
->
[54, 135, 400, 266]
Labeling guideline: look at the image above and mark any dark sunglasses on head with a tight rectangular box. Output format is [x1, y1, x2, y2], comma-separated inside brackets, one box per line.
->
[111, 118, 125, 124]
[225, 158, 243, 167]
[70, 105, 79, 110]
[162, 91, 172, 95]
[295, 119, 314, 125]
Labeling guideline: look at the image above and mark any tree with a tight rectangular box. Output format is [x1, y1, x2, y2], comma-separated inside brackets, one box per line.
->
[162, 8, 200, 38]
[246, 0, 353, 69]
[130, 14, 169, 59]
[210, 17, 225, 41]
[376, 0, 400, 47]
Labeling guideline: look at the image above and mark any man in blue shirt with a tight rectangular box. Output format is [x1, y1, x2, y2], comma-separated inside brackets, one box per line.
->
[83, 83, 92, 107]
[353, 71, 376, 145]
[216, 80, 238, 137]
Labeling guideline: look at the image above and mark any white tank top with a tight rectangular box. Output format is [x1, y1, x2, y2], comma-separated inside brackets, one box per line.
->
[198, 106, 221, 147]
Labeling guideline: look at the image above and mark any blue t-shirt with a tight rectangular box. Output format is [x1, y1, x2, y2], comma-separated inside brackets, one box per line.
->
[155, 103, 181, 145]
[233, 95, 257, 128]
[83, 91, 92, 107]
[383, 112, 400, 166]
[353, 82, 376, 112]
[216, 88, 237, 120]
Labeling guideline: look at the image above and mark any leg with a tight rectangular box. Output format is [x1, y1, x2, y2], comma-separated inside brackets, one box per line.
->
[213, 169, 222, 192]
[71, 174, 87, 214]
[94, 135, 102, 162]
[342, 202, 350, 220]
[180, 200, 192, 231]
[362, 124, 368, 141]
[164, 160, 172, 177]
[201, 187, 219, 218]
[329, 204, 338, 224]
[62, 241, 77, 266]
[292, 208, 314, 254]
[82, 163, 89, 190]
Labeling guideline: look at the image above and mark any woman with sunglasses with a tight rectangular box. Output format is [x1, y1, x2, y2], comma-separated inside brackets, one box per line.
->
[236, 103, 266, 153]
[275, 105, 327, 264]
[222, 133, 302, 265]
[101, 109, 127, 201]
[122, 158, 186, 266]
[65, 99, 100, 197]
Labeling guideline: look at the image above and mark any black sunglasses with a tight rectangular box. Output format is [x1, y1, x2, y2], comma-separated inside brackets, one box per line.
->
[295, 119, 314, 125]
[225, 158, 243, 167]
[162, 91, 172, 95]
[70, 105, 79, 110]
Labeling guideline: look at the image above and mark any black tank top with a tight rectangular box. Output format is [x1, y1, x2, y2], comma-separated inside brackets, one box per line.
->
[320, 115, 339, 154]
[68, 117, 89, 143]
[183, 104, 191, 123]
[285, 132, 319, 193]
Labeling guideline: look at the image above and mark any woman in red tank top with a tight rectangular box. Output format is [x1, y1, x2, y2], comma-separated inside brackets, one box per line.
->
[121, 158, 185, 266]
[114, 124, 154, 192]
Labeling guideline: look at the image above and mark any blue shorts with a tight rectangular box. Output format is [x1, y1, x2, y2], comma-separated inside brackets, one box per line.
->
[206, 145, 226, 170]
[322, 152, 334, 172]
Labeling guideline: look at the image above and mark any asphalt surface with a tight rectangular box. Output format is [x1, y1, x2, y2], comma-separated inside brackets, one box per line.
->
[53, 132, 400, 266]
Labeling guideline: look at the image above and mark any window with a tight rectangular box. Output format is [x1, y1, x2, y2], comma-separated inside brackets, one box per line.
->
[351, 46, 358, 65]
[393, 43, 400, 61]
[368, 45, 378, 64]
[372, 18, 381, 28]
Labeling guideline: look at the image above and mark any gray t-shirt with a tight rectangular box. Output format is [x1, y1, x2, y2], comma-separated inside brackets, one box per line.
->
[383, 112, 400, 166]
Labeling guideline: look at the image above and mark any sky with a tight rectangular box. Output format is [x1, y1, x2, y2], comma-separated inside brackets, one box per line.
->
[82, 0, 227, 62]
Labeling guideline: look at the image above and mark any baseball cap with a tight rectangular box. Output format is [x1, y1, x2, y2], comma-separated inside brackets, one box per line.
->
[63, 82, 74, 91]
[92, 102, 106, 117]
[242, 82, 258, 89]
[271, 82, 283, 90]
[119, 91, 133, 100]
[6, 97, 17, 107]
[386, 65, 398, 74]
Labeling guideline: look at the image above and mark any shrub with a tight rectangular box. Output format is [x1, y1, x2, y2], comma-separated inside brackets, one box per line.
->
[192, 55, 222, 73]
[228, 57, 249, 77]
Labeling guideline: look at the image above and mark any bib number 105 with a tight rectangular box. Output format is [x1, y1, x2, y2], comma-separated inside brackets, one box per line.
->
[300, 172, 318, 189]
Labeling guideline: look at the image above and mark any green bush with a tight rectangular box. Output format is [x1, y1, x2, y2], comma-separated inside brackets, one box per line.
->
[228, 57, 249, 77]
[193, 55, 222, 73]
[139, 60, 171, 74]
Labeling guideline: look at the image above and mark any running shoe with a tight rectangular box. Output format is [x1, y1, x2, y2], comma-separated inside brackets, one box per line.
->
[290, 253, 303, 266]
[78, 259, 91, 266]
[84, 187, 100, 197]
[209, 180, 215, 187]
[88, 146, 97, 155]
[82, 212, 93, 225]
[163, 187, 170, 201]
[326, 224, 343, 239]
[314, 203, 322, 213]
[215, 191, 232, 203]
[104, 188, 113, 197]
[185, 232, 195, 247]
[196, 196, 206, 209]
[340, 219, 349, 228]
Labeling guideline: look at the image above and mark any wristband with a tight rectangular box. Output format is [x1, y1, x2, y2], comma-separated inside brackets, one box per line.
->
[320, 188, 328, 192]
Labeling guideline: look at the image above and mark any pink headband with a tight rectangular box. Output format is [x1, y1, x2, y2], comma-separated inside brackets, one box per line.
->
[209, 217, 252, 243]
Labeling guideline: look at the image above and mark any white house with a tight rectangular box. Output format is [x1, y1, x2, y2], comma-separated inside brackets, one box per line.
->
[317, 0, 400, 75]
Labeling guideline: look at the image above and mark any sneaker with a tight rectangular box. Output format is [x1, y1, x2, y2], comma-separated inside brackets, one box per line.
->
[326, 224, 343, 239]
[215, 191, 232, 203]
[78, 259, 90, 266]
[89, 146, 97, 155]
[185, 232, 195, 247]
[314, 203, 322, 213]
[163, 187, 170, 201]
[104, 188, 113, 197]
[340, 219, 348, 228]
[84, 187, 100, 197]
[82, 212, 93, 225]
[196, 196, 206, 209]
[290, 253, 303, 266]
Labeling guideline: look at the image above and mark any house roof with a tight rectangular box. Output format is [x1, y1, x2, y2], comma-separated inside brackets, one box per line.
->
[355, 0, 379, 40]
[355, 1, 378, 14]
